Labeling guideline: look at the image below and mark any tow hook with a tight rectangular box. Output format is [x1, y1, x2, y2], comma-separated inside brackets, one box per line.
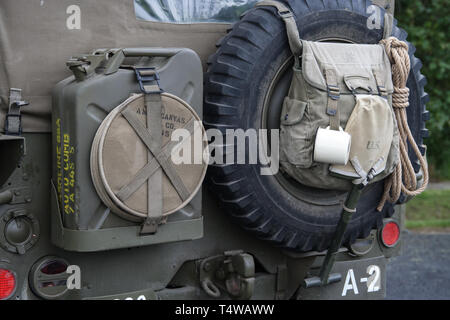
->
[198, 250, 255, 299]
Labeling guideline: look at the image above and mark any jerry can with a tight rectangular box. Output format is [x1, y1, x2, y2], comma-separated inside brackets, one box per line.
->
[51, 48, 205, 252]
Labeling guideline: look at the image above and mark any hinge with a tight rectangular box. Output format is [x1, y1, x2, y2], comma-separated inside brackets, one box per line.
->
[198, 250, 255, 299]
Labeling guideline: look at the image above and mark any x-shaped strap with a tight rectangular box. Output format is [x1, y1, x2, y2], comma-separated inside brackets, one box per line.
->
[119, 104, 192, 203]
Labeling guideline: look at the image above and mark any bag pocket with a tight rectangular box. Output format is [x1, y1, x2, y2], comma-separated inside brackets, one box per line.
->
[279, 97, 314, 168]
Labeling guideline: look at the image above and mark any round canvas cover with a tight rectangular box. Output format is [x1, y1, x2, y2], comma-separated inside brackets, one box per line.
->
[91, 93, 207, 221]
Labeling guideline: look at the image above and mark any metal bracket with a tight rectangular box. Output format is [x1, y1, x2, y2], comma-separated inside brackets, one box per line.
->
[275, 264, 288, 300]
[8, 187, 32, 205]
[5, 88, 29, 135]
[198, 250, 255, 299]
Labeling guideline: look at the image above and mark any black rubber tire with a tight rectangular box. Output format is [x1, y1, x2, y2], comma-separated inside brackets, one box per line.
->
[204, 0, 429, 252]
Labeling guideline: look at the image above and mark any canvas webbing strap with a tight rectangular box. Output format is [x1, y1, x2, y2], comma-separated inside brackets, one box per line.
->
[325, 69, 341, 131]
[383, 13, 393, 39]
[121, 106, 191, 202]
[351, 157, 385, 186]
[133, 67, 164, 230]
[373, 70, 388, 97]
[116, 118, 196, 202]
[370, 0, 394, 39]
[146, 92, 163, 226]
[255, 1, 302, 57]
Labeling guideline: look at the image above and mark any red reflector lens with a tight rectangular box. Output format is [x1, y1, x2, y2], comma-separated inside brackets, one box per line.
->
[0, 269, 15, 299]
[40, 260, 68, 275]
[382, 221, 400, 247]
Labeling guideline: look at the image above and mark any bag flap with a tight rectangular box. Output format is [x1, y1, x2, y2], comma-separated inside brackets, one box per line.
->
[301, 41, 394, 94]
[344, 75, 373, 94]
[280, 97, 307, 125]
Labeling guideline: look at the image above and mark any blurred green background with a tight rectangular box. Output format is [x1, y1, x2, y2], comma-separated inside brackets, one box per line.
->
[396, 0, 450, 230]
[396, 0, 450, 180]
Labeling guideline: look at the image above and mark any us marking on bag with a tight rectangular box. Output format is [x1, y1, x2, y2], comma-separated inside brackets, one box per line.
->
[367, 141, 381, 150]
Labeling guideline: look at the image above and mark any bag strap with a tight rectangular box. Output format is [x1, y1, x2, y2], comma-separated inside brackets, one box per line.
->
[383, 12, 394, 39]
[372, 0, 394, 39]
[255, 1, 303, 59]
[325, 68, 341, 131]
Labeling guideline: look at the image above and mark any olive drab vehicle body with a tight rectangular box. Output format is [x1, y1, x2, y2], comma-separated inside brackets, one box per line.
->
[0, 0, 429, 300]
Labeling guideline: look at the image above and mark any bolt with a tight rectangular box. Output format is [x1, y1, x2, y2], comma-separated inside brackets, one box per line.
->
[216, 269, 226, 280]
[203, 262, 211, 272]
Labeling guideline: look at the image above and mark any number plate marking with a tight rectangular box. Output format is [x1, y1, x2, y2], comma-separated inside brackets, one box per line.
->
[342, 265, 382, 296]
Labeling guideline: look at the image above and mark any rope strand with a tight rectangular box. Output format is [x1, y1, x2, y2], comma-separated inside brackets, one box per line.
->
[377, 37, 429, 211]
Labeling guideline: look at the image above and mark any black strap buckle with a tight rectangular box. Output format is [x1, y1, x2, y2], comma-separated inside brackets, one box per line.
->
[377, 85, 387, 97]
[327, 84, 340, 100]
[134, 67, 162, 94]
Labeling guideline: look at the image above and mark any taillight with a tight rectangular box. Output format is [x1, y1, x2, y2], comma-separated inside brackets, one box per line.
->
[0, 269, 16, 300]
[40, 260, 68, 275]
[29, 257, 70, 299]
[381, 221, 400, 247]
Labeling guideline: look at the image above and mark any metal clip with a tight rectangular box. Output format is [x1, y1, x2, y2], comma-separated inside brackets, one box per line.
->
[134, 67, 162, 94]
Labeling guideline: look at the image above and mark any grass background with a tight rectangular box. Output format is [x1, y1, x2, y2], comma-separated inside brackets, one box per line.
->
[406, 189, 450, 230]
[396, 0, 450, 180]
[396, 1, 450, 230]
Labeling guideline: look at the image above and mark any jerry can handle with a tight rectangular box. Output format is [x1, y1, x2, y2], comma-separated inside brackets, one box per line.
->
[122, 48, 181, 57]
[104, 48, 182, 75]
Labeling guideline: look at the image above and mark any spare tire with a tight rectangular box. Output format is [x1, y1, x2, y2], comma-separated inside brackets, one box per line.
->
[204, 0, 429, 252]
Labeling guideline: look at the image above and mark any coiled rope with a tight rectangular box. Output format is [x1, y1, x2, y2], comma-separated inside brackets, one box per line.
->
[377, 37, 429, 211]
